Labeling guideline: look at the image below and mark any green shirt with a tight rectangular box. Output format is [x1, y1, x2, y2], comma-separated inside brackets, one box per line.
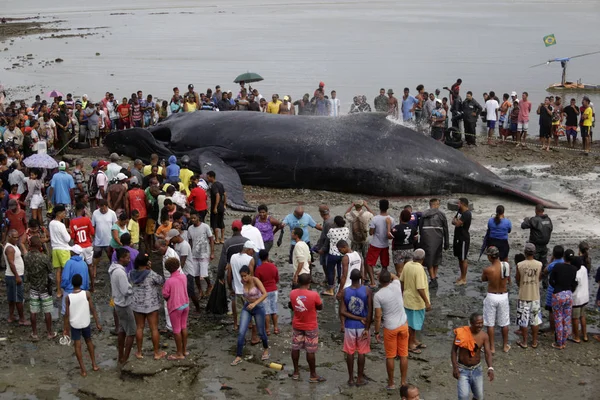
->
[24, 251, 53, 292]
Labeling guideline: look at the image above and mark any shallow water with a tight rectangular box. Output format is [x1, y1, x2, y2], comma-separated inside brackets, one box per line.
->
[2, 0, 600, 114]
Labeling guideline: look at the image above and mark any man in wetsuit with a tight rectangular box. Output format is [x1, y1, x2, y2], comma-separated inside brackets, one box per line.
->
[451, 312, 494, 400]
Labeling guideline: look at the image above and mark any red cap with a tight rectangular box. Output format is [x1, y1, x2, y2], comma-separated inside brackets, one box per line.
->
[319, 81, 325, 87]
[231, 220, 243, 231]
[24, 127, 33, 133]
[97, 160, 109, 168]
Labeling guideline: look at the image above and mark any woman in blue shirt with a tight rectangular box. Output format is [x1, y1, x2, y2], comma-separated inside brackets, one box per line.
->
[487, 205, 512, 261]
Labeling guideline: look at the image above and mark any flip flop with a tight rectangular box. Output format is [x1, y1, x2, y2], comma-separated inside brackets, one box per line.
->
[503, 344, 511, 353]
[135, 353, 144, 359]
[531, 342, 539, 349]
[274, 328, 280, 335]
[582, 336, 589, 342]
[551, 343, 563, 350]
[168, 354, 185, 361]
[230, 358, 243, 366]
[416, 343, 427, 349]
[355, 380, 368, 387]
[47, 331, 58, 340]
[320, 291, 334, 297]
[309, 376, 327, 383]
[154, 351, 167, 360]
[386, 385, 397, 391]
[408, 348, 422, 354]
[288, 373, 299, 380]
[30, 333, 39, 342]
[261, 352, 270, 361]
[568, 337, 581, 344]
[516, 341, 528, 349]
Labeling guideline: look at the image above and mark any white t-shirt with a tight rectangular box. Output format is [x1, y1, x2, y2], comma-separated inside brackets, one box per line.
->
[92, 209, 117, 246]
[241, 225, 265, 250]
[329, 98, 341, 117]
[573, 267, 589, 307]
[162, 247, 180, 279]
[343, 251, 362, 289]
[292, 241, 311, 275]
[369, 215, 394, 248]
[4, 243, 24, 276]
[187, 223, 213, 259]
[485, 99, 499, 121]
[174, 240, 195, 276]
[95, 171, 108, 200]
[373, 279, 407, 330]
[49, 220, 71, 250]
[230, 253, 253, 295]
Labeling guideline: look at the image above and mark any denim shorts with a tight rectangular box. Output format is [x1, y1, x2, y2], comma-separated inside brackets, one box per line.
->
[457, 363, 484, 400]
[264, 291, 278, 315]
[5, 275, 24, 302]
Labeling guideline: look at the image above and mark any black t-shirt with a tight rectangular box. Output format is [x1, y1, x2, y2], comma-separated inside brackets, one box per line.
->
[391, 223, 417, 251]
[247, 102, 260, 112]
[454, 210, 472, 240]
[209, 181, 225, 212]
[550, 262, 577, 294]
[539, 105, 553, 127]
[563, 105, 579, 126]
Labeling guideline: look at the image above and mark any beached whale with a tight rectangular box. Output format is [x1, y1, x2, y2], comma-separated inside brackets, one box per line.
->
[104, 111, 565, 210]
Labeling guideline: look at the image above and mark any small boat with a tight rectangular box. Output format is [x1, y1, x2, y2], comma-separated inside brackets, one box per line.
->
[530, 50, 600, 92]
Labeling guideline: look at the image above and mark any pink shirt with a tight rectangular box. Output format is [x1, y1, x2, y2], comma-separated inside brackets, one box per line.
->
[162, 270, 189, 313]
[518, 100, 532, 123]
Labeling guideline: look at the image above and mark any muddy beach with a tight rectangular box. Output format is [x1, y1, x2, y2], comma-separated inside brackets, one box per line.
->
[0, 139, 598, 399]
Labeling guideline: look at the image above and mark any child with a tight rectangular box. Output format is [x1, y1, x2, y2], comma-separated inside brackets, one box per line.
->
[24, 168, 44, 225]
[25, 218, 50, 253]
[63, 273, 102, 377]
[166, 155, 180, 184]
[162, 258, 189, 360]
[9, 184, 25, 210]
[128, 210, 140, 250]
[155, 214, 172, 240]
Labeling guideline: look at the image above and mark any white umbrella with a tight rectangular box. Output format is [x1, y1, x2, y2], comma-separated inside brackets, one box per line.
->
[23, 153, 58, 169]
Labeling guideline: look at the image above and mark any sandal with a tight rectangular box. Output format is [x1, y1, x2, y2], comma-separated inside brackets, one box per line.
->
[168, 354, 185, 361]
[531, 342, 539, 349]
[273, 328, 280, 335]
[416, 343, 427, 349]
[135, 353, 144, 359]
[309, 376, 327, 383]
[568, 337, 581, 344]
[355, 380, 368, 387]
[408, 347, 422, 354]
[30, 333, 39, 342]
[47, 331, 58, 340]
[288, 373, 299, 381]
[551, 343, 563, 350]
[154, 351, 167, 360]
[386, 385, 397, 391]
[261, 352, 270, 361]
[230, 358, 243, 366]
[516, 341, 528, 349]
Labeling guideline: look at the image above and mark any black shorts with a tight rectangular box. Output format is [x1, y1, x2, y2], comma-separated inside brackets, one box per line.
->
[210, 211, 225, 230]
[539, 125, 551, 139]
[453, 237, 470, 261]
[199, 209, 208, 222]
[186, 274, 197, 298]
[581, 126, 590, 138]
[431, 126, 444, 141]
[488, 238, 510, 260]
[71, 325, 91, 341]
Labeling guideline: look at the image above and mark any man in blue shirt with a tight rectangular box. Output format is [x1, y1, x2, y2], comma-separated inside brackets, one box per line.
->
[281, 206, 322, 263]
[48, 161, 75, 221]
[402, 88, 419, 122]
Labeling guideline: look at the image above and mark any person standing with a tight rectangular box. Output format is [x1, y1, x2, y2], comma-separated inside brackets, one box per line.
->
[187, 211, 215, 298]
[4, 229, 27, 325]
[48, 161, 75, 219]
[227, 241, 258, 332]
[366, 199, 394, 282]
[569, 249, 589, 343]
[521, 204, 553, 275]
[391, 209, 418, 276]
[240, 215, 265, 251]
[24, 236, 55, 340]
[481, 246, 511, 353]
[253, 205, 281, 253]
[515, 243, 543, 349]
[344, 200, 374, 268]
[484, 91, 499, 145]
[289, 273, 325, 383]
[387, 89, 399, 119]
[109, 247, 135, 364]
[487, 205, 512, 262]
[162, 257, 190, 360]
[549, 255, 577, 349]
[462, 91, 482, 146]
[50, 205, 72, 298]
[329, 91, 340, 117]
[374, 88, 388, 113]
[281, 206, 322, 264]
[401, 88, 418, 122]
[70, 203, 95, 269]
[340, 269, 372, 387]
[516, 92, 532, 147]
[206, 171, 226, 244]
[430, 99, 446, 141]
[537, 97, 553, 152]
[254, 250, 280, 335]
[314, 204, 334, 285]
[452, 198, 472, 286]
[562, 98, 580, 148]
[451, 313, 494, 400]
[91, 200, 117, 291]
[419, 198, 449, 288]
[374, 269, 409, 390]
[60, 245, 90, 316]
[400, 249, 431, 354]
[291, 227, 312, 285]
[581, 96, 593, 153]
[323, 216, 349, 296]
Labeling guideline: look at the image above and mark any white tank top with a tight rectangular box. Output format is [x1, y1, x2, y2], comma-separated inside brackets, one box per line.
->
[344, 251, 363, 289]
[3, 243, 24, 276]
[68, 290, 91, 329]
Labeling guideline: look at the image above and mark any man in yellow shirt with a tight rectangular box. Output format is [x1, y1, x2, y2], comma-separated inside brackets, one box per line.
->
[266, 94, 282, 114]
[142, 153, 165, 176]
[179, 156, 194, 195]
[581, 97, 594, 153]
[399, 249, 432, 354]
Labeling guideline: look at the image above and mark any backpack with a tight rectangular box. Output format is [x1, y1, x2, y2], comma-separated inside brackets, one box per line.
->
[88, 171, 99, 198]
[352, 211, 367, 243]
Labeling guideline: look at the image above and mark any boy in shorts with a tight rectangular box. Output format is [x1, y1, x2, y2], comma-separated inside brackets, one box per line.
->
[63, 274, 102, 377]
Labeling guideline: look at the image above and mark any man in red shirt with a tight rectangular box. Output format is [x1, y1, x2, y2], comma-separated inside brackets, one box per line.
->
[254, 250, 280, 335]
[187, 182, 208, 221]
[4, 199, 27, 244]
[125, 182, 148, 231]
[289, 273, 325, 383]
[69, 203, 95, 286]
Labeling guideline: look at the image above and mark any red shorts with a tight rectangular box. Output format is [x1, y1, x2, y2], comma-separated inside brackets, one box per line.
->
[343, 328, 371, 355]
[366, 245, 390, 267]
[292, 328, 319, 353]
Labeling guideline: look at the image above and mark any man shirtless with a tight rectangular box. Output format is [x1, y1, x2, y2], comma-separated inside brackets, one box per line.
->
[451, 312, 494, 400]
[278, 96, 293, 115]
[481, 246, 510, 353]
[107, 174, 127, 216]
[387, 89, 399, 119]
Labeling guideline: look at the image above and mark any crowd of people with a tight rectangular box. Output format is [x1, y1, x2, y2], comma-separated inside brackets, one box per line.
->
[0, 82, 598, 398]
[0, 79, 595, 158]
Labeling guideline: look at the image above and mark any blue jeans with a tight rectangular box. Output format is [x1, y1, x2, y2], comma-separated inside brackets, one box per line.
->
[236, 303, 268, 356]
[457, 364, 484, 400]
[326, 254, 342, 288]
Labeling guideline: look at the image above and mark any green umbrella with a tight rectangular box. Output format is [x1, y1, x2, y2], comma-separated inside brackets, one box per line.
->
[233, 72, 264, 84]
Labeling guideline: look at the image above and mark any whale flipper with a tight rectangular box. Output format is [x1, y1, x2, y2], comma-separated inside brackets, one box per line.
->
[198, 150, 254, 212]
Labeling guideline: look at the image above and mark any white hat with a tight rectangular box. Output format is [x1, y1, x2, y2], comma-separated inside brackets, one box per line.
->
[58, 161, 66, 170]
[166, 229, 180, 241]
[243, 240, 260, 252]
[435, 98, 442, 104]
[510, 91, 517, 97]
[70, 245, 83, 255]
[116, 173, 127, 181]
[198, 179, 209, 190]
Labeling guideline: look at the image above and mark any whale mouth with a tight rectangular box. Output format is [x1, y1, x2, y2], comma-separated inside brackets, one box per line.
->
[151, 126, 172, 145]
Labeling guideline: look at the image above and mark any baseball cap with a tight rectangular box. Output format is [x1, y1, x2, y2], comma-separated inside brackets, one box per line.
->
[435, 98, 442, 104]
[231, 220, 243, 231]
[110, 152, 120, 162]
[98, 160, 109, 168]
[24, 127, 33, 134]
[283, 95, 290, 101]
[91, 160, 99, 168]
[70, 245, 83, 255]
[510, 91, 517, 97]
[58, 161, 66, 170]
[165, 229, 180, 241]
[319, 81, 325, 87]
[486, 246, 500, 258]
[388, 89, 394, 94]
[243, 240, 260, 252]
[116, 173, 127, 181]
[524, 243, 536, 255]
